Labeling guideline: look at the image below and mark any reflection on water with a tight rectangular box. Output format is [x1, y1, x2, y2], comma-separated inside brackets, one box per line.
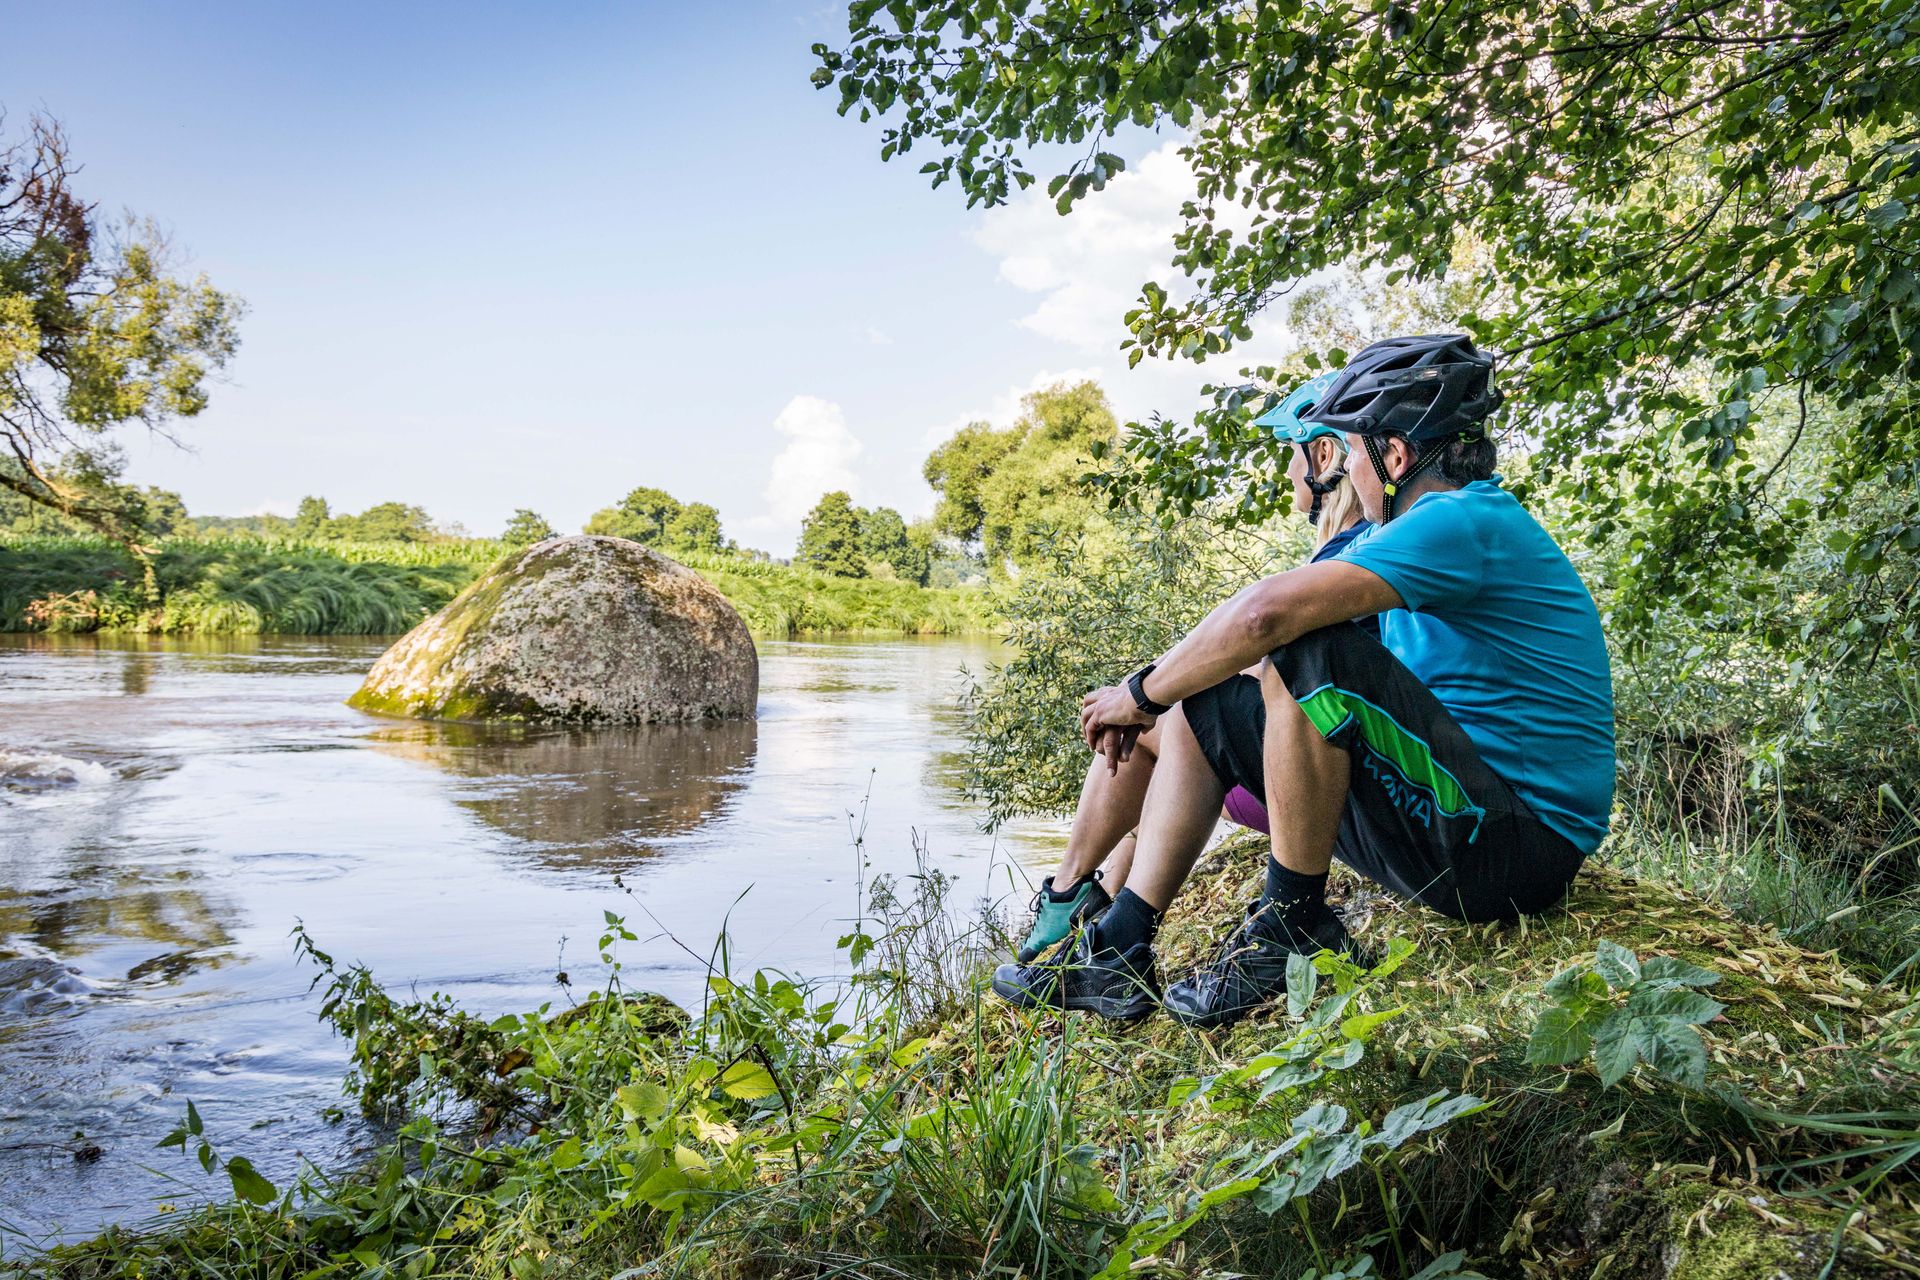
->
[0, 869, 236, 979]
[364, 718, 758, 865]
[0, 632, 1065, 1248]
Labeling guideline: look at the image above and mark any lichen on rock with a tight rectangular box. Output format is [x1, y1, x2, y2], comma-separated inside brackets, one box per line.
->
[347, 535, 758, 724]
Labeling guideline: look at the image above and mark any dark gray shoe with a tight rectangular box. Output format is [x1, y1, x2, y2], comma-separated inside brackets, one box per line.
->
[991, 926, 1159, 1021]
[1162, 900, 1359, 1030]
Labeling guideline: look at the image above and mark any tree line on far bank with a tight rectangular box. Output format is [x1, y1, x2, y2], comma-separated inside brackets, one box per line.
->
[2, 377, 1121, 593]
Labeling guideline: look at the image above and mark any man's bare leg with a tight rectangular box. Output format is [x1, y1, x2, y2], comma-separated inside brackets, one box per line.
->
[1157, 664, 1355, 1028]
[1259, 660, 1348, 875]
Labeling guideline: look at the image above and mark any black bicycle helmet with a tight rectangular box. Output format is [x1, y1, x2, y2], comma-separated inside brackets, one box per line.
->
[1302, 334, 1504, 521]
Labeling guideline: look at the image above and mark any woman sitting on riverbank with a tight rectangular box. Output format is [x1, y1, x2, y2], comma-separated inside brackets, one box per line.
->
[1013, 374, 1373, 963]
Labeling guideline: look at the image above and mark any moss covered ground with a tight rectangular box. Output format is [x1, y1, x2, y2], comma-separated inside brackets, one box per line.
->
[11, 832, 1915, 1280]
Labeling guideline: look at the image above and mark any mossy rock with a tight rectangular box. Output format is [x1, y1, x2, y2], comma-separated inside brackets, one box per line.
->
[348, 535, 757, 723]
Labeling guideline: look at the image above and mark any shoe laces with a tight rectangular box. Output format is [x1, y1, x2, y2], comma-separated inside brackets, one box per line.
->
[1213, 896, 1313, 965]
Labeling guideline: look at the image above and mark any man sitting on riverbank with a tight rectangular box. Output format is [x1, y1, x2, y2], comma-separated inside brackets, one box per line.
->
[993, 334, 1616, 1027]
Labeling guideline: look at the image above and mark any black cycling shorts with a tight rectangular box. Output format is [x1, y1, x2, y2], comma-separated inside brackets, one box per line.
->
[1180, 622, 1586, 922]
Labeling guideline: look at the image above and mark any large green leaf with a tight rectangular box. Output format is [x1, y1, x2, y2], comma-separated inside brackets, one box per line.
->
[224, 1156, 277, 1206]
[1639, 956, 1722, 989]
[1624, 986, 1724, 1025]
[616, 1081, 671, 1125]
[1641, 1019, 1712, 1089]
[1590, 1011, 1645, 1087]
[1373, 1091, 1490, 1150]
[1286, 949, 1318, 1016]
[1591, 941, 1642, 990]
[1527, 1003, 1604, 1067]
[717, 1059, 780, 1101]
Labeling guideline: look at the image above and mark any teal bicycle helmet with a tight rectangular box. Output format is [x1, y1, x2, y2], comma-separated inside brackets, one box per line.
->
[1254, 372, 1343, 446]
[1253, 372, 1346, 523]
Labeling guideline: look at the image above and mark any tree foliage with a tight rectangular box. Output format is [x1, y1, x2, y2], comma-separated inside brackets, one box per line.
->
[0, 112, 242, 568]
[1, 455, 186, 537]
[923, 380, 1119, 577]
[857, 504, 931, 583]
[923, 420, 1021, 545]
[584, 485, 726, 555]
[502, 508, 558, 546]
[292, 496, 332, 539]
[796, 489, 869, 578]
[330, 502, 434, 543]
[819, 0, 1920, 658]
[585, 485, 680, 545]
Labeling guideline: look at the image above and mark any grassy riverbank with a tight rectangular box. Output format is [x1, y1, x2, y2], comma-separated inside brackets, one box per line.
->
[12, 827, 1917, 1280]
[0, 536, 994, 638]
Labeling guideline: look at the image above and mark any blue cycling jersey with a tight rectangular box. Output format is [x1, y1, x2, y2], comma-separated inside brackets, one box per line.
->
[1335, 481, 1616, 853]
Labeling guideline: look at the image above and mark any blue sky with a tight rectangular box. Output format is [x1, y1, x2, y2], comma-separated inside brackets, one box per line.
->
[3, 1, 1300, 553]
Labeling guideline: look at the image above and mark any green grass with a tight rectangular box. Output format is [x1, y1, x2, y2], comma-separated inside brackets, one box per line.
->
[11, 833, 1915, 1280]
[0, 535, 995, 637]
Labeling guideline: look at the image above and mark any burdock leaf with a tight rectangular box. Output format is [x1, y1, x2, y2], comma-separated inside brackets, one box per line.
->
[1639, 955, 1721, 989]
[1643, 1019, 1710, 1089]
[1591, 940, 1642, 989]
[1624, 986, 1723, 1025]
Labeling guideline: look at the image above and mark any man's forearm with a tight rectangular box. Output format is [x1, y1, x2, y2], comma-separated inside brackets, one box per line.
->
[1137, 561, 1402, 708]
[1138, 584, 1284, 708]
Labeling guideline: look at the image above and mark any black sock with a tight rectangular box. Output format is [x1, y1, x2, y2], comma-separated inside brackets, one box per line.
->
[1092, 888, 1161, 954]
[1262, 859, 1329, 937]
[1044, 871, 1095, 903]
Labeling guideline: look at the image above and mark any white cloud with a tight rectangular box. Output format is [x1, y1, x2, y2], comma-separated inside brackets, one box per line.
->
[972, 141, 1207, 352]
[863, 326, 893, 346]
[747, 395, 864, 543]
[964, 138, 1305, 435]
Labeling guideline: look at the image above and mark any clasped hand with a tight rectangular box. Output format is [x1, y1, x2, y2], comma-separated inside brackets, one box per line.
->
[1080, 683, 1154, 776]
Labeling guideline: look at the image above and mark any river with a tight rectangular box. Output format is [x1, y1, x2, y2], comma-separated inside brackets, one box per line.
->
[0, 633, 1066, 1249]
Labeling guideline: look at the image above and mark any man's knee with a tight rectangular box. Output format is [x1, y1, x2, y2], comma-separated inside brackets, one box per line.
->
[1265, 621, 1362, 689]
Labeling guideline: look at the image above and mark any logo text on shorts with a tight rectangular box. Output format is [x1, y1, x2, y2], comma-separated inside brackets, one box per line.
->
[1360, 748, 1435, 829]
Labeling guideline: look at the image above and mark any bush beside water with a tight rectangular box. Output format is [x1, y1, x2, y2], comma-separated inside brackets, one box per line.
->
[0, 536, 994, 638]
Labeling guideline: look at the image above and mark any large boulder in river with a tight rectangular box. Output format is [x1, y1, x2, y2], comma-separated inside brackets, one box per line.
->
[348, 536, 757, 724]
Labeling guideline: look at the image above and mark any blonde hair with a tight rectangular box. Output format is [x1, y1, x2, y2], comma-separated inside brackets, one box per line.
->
[1310, 442, 1364, 552]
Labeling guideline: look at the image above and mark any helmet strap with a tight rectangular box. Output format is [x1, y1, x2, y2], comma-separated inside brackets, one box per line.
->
[1297, 443, 1346, 525]
[1362, 434, 1448, 523]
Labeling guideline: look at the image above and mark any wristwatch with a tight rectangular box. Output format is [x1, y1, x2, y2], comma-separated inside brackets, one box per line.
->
[1127, 663, 1172, 716]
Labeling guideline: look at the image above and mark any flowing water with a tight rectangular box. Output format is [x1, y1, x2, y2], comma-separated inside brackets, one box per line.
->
[0, 633, 1066, 1248]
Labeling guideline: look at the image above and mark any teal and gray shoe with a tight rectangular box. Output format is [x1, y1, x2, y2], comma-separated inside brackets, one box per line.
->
[1016, 873, 1112, 963]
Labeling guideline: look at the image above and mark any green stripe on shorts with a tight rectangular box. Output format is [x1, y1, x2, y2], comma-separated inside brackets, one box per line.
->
[1296, 684, 1485, 824]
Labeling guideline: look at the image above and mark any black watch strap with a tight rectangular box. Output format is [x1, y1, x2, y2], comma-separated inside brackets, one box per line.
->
[1128, 664, 1172, 716]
